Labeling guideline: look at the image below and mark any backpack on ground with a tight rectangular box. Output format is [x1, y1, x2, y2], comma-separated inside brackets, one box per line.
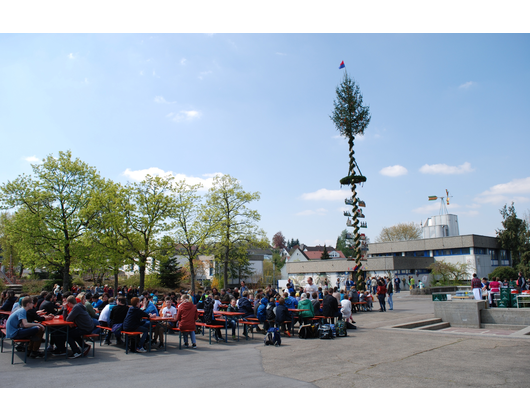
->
[335, 320, 347, 337]
[298, 324, 318, 339]
[345, 321, 357, 330]
[318, 324, 334, 339]
[264, 327, 281, 346]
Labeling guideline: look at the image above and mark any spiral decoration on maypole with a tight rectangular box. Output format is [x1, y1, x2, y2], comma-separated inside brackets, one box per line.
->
[331, 66, 370, 286]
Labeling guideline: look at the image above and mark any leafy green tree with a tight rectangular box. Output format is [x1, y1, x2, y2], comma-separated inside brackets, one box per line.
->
[376, 222, 422, 242]
[330, 71, 371, 267]
[488, 266, 518, 281]
[108, 175, 179, 292]
[0, 151, 104, 290]
[206, 174, 261, 289]
[172, 180, 220, 294]
[496, 203, 529, 269]
[336, 229, 354, 259]
[158, 255, 184, 289]
[0, 212, 24, 279]
[321, 245, 331, 260]
[428, 261, 471, 285]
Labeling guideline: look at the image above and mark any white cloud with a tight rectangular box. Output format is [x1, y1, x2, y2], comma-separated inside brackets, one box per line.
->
[300, 189, 351, 201]
[475, 177, 530, 204]
[295, 208, 328, 216]
[419, 162, 474, 175]
[154, 96, 176, 105]
[139, 71, 144, 76]
[122, 168, 223, 191]
[83, 78, 88, 84]
[180, 58, 187, 65]
[153, 70, 160, 78]
[23, 156, 40, 163]
[166, 110, 201, 122]
[380, 165, 408, 177]
[68, 53, 75, 59]
[198, 71, 212, 80]
[413, 202, 461, 214]
[459, 81, 475, 89]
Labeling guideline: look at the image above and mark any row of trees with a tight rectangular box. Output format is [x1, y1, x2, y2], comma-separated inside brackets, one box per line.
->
[0, 151, 267, 293]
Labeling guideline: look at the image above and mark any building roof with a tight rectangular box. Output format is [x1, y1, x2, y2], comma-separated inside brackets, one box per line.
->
[367, 234, 499, 254]
[304, 250, 346, 260]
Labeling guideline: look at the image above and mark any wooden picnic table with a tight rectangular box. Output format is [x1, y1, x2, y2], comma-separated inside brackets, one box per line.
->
[41, 316, 75, 361]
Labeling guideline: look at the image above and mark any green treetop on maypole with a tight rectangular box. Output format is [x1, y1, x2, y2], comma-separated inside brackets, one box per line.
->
[330, 69, 371, 285]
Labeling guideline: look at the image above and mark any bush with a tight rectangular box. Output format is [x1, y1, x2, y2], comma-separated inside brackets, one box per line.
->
[22, 280, 47, 295]
[488, 266, 518, 281]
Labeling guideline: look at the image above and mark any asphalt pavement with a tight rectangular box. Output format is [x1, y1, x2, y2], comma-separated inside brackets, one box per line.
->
[2, 291, 529, 388]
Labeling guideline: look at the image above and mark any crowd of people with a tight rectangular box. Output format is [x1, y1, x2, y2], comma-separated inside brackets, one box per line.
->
[0, 276, 404, 359]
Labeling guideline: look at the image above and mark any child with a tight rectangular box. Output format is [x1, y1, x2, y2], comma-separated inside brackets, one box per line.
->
[275, 297, 291, 337]
[176, 295, 198, 348]
[226, 298, 239, 340]
[265, 297, 276, 331]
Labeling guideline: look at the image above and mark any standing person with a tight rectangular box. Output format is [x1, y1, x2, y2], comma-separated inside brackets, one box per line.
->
[240, 281, 248, 294]
[176, 294, 198, 348]
[471, 273, 482, 300]
[516, 272, 526, 293]
[5, 296, 47, 358]
[387, 278, 394, 310]
[365, 278, 371, 295]
[372, 277, 378, 295]
[345, 277, 353, 292]
[304, 277, 319, 298]
[409, 277, 415, 290]
[394, 276, 400, 293]
[488, 277, 502, 306]
[376, 280, 387, 312]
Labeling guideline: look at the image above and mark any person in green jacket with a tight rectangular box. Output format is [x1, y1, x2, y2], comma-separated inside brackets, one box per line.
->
[297, 293, 314, 325]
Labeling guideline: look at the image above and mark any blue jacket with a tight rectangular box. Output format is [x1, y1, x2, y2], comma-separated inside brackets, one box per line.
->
[238, 297, 254, 318]
[284, 296, 298, 310]
[257, 298, 268, 321]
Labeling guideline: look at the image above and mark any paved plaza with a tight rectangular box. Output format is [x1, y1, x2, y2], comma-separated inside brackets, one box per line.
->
[2, 291, 529, 388]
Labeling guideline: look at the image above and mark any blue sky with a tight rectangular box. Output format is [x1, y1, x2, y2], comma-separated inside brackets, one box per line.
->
[1, 32, 529, 247]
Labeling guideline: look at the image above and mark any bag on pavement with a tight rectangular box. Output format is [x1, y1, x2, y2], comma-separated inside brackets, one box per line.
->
[264, 327, 281, 346]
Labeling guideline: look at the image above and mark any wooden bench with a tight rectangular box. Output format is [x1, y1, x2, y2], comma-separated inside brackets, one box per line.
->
[353, 301, 369, 311]
[121, 331, 143, 354]
[97, 325, 113, 345]
[171, 327, 196, 349]
[1, 328, 30, 364]
[82, 334, 99, 357]
[239, 320, 259, 340]
[195, 322, 224, 344]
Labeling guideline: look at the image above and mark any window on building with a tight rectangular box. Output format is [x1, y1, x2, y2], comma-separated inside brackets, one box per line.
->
[489, 249, 498, 260]
[474, 248, 487, 255]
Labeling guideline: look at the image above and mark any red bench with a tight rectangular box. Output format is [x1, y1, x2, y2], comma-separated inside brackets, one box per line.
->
[195, 322, 224, 344]
[82, 334, 99, 357]
[171, 327, 196, 349]
[1, 328, 30, 364]
[121, 331, 143, 354]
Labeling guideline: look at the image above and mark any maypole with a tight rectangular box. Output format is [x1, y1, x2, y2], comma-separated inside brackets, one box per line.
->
[330, 63, 371, 287]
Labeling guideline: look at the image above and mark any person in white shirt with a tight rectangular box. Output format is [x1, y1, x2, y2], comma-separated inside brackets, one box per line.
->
[340, 297, 353, 323]
[213, 295, 222, 312]
[161, 298, 177, 328]
[304, 277, 319, 297]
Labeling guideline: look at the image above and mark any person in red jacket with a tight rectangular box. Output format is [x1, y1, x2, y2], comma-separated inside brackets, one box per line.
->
[176, 294, 198, 348]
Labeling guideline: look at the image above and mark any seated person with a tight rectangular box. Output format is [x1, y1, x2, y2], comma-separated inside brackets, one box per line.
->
[5, 296, 47, 358]
[140, 296, 164, 349]
[226, 298, 239, 340]
[349, 287, 359, 313]
[322, 290, 341, 322]
[10, 293, 29, 313]
[202, 291, 224, 342]
[91, 293, 104, 311]
[161, 297, 177, 328]
[237, 291, 255, 337]
[39, 293, 60, 315]
[82, 292, 99, 321]
[311, 292, 321, 315]
[297, 293, 315, 325]
[109, 297, 128, 345]
[1, 290, 17, 312]
[341, 296, 354, 323]
[213, 295, 222, 312]
[98, 297, 116, 345]
[176, 294, 198, 348]
[274, 297, 291, 336]
[256, 297, 268, 327]
[57, 295, 95, 358]
[123, 297, 154, 352]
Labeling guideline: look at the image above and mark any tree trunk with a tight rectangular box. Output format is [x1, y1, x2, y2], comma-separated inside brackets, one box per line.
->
[63, 243, 71, 291]
[114, 269, 119, 297]
[224, 246, 229, 290]
[190, 258, 196, 294]
[139, 258, 146, 293]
